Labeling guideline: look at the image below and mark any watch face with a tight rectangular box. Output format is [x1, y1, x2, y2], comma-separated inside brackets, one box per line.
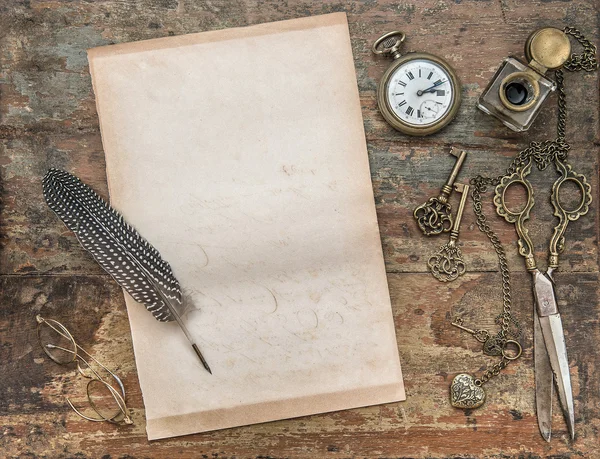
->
[386, 58, 455, 127]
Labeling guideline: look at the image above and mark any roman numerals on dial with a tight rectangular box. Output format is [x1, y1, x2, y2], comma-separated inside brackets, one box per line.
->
[386, 59, 455, 128]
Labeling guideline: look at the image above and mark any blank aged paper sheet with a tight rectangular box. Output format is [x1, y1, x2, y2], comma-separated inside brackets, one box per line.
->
[88, 12, 405, 440]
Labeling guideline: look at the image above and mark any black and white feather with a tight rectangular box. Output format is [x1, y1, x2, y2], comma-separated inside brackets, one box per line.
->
[42, 168, 182, 322]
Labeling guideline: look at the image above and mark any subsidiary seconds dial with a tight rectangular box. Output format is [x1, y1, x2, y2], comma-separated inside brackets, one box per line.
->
[373, 32, 461, 136]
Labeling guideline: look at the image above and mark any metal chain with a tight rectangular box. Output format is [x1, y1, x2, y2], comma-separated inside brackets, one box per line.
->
[563, 26, 599, 72]
[476, 357, 509, 385]
[468, 27, 597, 386]
[470, 176, 512, 386]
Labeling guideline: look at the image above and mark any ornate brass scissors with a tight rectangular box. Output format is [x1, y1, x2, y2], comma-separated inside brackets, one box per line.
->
[494, 155, 591, 440]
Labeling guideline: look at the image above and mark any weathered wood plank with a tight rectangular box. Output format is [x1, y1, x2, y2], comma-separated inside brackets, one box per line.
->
[0, 131, 108, 275]
[1, 136, 597, 275]
[0, 272, 598, 458]
[0, 0, 597, 144]
[0, 0, 599, 457]
[1, 1, 598, 276]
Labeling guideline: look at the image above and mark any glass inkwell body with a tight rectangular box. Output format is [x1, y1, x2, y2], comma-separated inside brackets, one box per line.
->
[478, 28, 571, 132]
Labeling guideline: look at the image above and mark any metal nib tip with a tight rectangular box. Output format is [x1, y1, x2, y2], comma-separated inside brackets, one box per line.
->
[192, 343, 212, 375]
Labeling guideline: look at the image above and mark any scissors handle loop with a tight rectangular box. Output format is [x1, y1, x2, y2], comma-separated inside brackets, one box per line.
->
[549, 158, 592, 268]
[494, 160, 537, 270]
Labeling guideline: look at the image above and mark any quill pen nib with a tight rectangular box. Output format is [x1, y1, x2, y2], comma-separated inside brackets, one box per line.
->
[192, 344, 212, 374]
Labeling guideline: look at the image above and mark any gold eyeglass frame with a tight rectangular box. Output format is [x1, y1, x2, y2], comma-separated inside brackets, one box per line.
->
[36, 315, 133, 425]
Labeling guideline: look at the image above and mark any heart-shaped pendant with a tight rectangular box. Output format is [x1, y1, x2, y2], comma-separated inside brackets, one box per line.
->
[483, 336, 504, 356]
[450, 373, 486, 409]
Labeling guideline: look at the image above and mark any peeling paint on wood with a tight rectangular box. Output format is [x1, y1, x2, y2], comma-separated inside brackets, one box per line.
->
[0, 0, 598, 458]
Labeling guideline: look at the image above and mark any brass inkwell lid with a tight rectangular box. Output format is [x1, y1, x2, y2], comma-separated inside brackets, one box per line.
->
[525, 27, 571, 73]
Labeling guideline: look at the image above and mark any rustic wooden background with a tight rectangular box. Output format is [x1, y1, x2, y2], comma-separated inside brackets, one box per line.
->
[1, 0, 598, 458]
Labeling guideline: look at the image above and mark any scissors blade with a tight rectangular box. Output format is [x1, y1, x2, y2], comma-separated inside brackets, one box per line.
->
[538, 313, 575, 440]
[532, 270, 575, 440]
[534, 310, 553, 442]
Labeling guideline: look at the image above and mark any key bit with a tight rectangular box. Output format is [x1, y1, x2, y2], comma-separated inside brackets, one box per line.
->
[427, 183, 470, 282]
[414, 148, 468, 236]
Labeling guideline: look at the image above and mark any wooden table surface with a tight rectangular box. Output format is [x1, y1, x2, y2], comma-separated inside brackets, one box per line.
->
[1, 1, 598, 458]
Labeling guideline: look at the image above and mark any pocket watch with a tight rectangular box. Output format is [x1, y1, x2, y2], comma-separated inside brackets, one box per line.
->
[372, 31, 462, 136]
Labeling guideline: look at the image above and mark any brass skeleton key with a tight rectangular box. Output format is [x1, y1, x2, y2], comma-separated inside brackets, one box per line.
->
[414, 148, 468, 236]
[451, 317, 490, 343]
[427, 182, 469, 282]
[452, 317, 506, 356]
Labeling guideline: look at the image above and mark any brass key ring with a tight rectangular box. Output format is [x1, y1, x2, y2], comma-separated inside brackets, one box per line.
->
[502, 340, 522, 361]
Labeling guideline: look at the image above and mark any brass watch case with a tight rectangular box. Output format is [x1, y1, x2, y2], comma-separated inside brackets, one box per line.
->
[376, 52, 461, 136]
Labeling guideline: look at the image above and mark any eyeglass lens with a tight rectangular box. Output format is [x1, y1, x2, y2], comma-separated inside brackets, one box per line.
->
[37, 318, 78, 365]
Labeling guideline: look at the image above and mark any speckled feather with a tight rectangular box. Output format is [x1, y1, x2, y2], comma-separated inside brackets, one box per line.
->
[42, 168, 181, 322]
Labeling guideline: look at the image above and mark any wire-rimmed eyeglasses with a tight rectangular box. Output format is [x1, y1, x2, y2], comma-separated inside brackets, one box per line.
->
[36, 314, 133, 425]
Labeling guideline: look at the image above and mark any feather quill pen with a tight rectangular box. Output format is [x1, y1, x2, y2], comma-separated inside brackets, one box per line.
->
[42, 168, 211, 374]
